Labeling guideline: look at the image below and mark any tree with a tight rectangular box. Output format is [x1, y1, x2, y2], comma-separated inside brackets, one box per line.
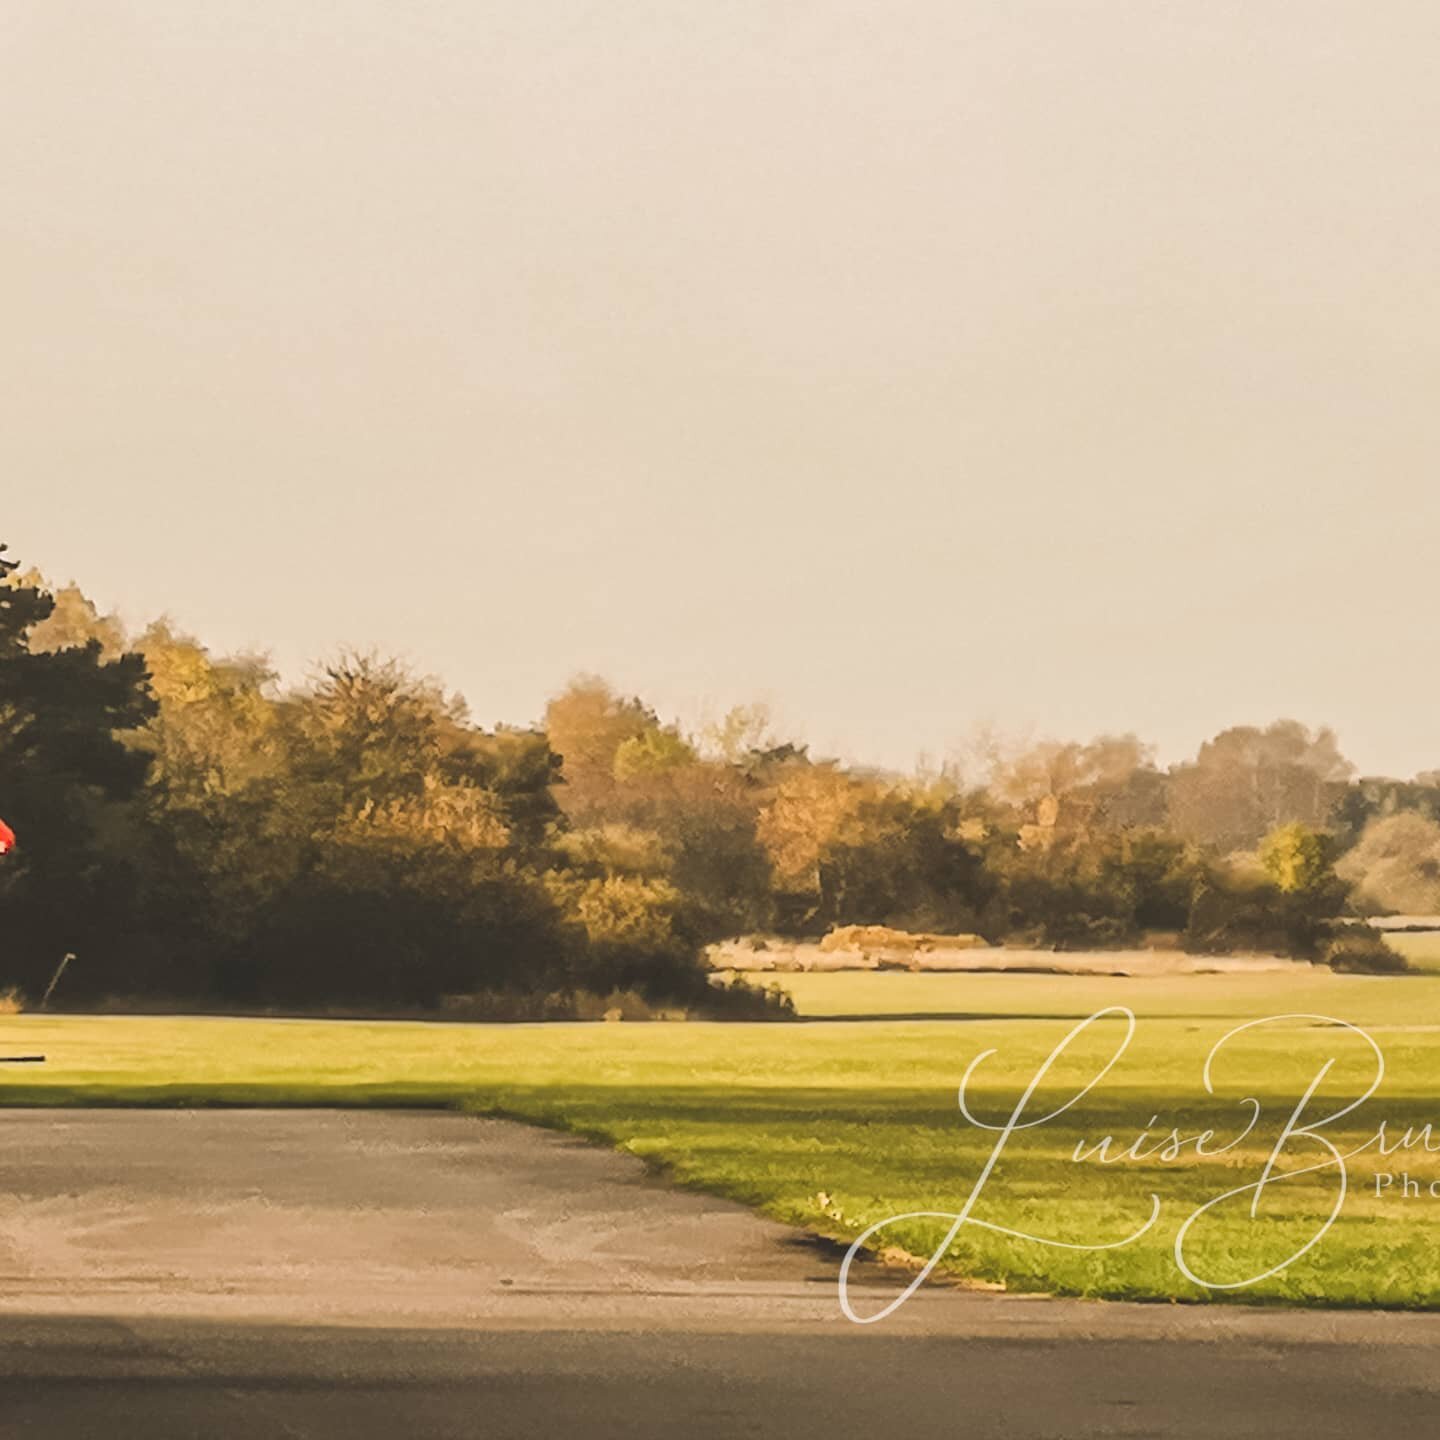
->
[1336, 812, 1440, 916]
[757, 766, 990, 934]
[1259, 822, 1334, 896]
[701, 703, 776, 764]
[17, 571, 125, 659]
[982, 733, 1168, 851]
[237, 654, 570, 1005]
[1167, 721, 1352, 851]
[0, 547, 157, 994]
[544, 676, 655, 817]
[1331, 776, 1440, 848]
[612, 725, 697, 782]
[757, 764, 869, 901]
[1186, 823, 1346, 958]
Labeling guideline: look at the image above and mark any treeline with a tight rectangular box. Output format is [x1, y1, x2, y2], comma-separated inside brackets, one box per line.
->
[0, 545, 1429, 1009]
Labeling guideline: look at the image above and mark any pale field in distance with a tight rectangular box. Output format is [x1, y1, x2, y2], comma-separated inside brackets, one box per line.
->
[1389, 932, 1440, 973]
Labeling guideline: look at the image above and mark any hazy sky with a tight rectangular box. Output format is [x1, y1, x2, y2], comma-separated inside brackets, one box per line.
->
[4, 2, 1438, 776]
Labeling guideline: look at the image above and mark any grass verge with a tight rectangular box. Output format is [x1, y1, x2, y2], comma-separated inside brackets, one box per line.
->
[3, 970, 1438, 1308]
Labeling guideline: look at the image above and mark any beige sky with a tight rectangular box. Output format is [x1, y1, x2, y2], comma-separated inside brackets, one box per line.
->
[3, 2, 1438, 776]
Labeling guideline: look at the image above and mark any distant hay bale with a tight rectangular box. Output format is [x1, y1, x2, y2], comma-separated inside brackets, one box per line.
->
[708, 927, 994, 974]
[819, 925, 989, 956]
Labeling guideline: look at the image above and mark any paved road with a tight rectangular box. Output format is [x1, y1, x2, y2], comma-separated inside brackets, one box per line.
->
[0, 1109, 1436, 1437]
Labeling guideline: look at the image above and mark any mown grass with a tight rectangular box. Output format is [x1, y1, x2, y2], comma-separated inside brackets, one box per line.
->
[3, 970, 1439, 1309]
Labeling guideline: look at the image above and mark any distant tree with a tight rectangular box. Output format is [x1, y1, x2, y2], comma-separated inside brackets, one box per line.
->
[1167, 721, 1352, 851]
[757, 766, 990, 934]
[1186, 823, 1345, 958]
[544, 871, 699, 997]
[606, 761, 775, 938]
[984, 733, 1168, 849]
[288, 653, 457, 805]
[702, 703, 776, 764]
[1117, 830, 1199, 931]
[457, 726, 563, 853]
[1259, 822, 1335, 896]
[988, 734, 1153, 808]
[239, 654, 570, 1005]
[756, 764, 868, 901]
[544, 676, 655, 817]
[1331, 776, 1440, 849]
[994, 841, 1138, 949]
[1336, 812, 1440, 916]
[612, 725, 696, 782]
[17, 571, 125, 659]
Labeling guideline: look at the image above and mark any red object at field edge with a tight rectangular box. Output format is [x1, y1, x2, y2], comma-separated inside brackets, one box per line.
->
[0, 817, 15, 855]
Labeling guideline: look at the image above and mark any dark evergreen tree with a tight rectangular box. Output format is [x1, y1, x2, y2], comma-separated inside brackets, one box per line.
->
[0, 545, 157, 996]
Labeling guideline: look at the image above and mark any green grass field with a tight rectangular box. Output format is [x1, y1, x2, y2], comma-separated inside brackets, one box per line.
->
[3, 969, 1438, 1310]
